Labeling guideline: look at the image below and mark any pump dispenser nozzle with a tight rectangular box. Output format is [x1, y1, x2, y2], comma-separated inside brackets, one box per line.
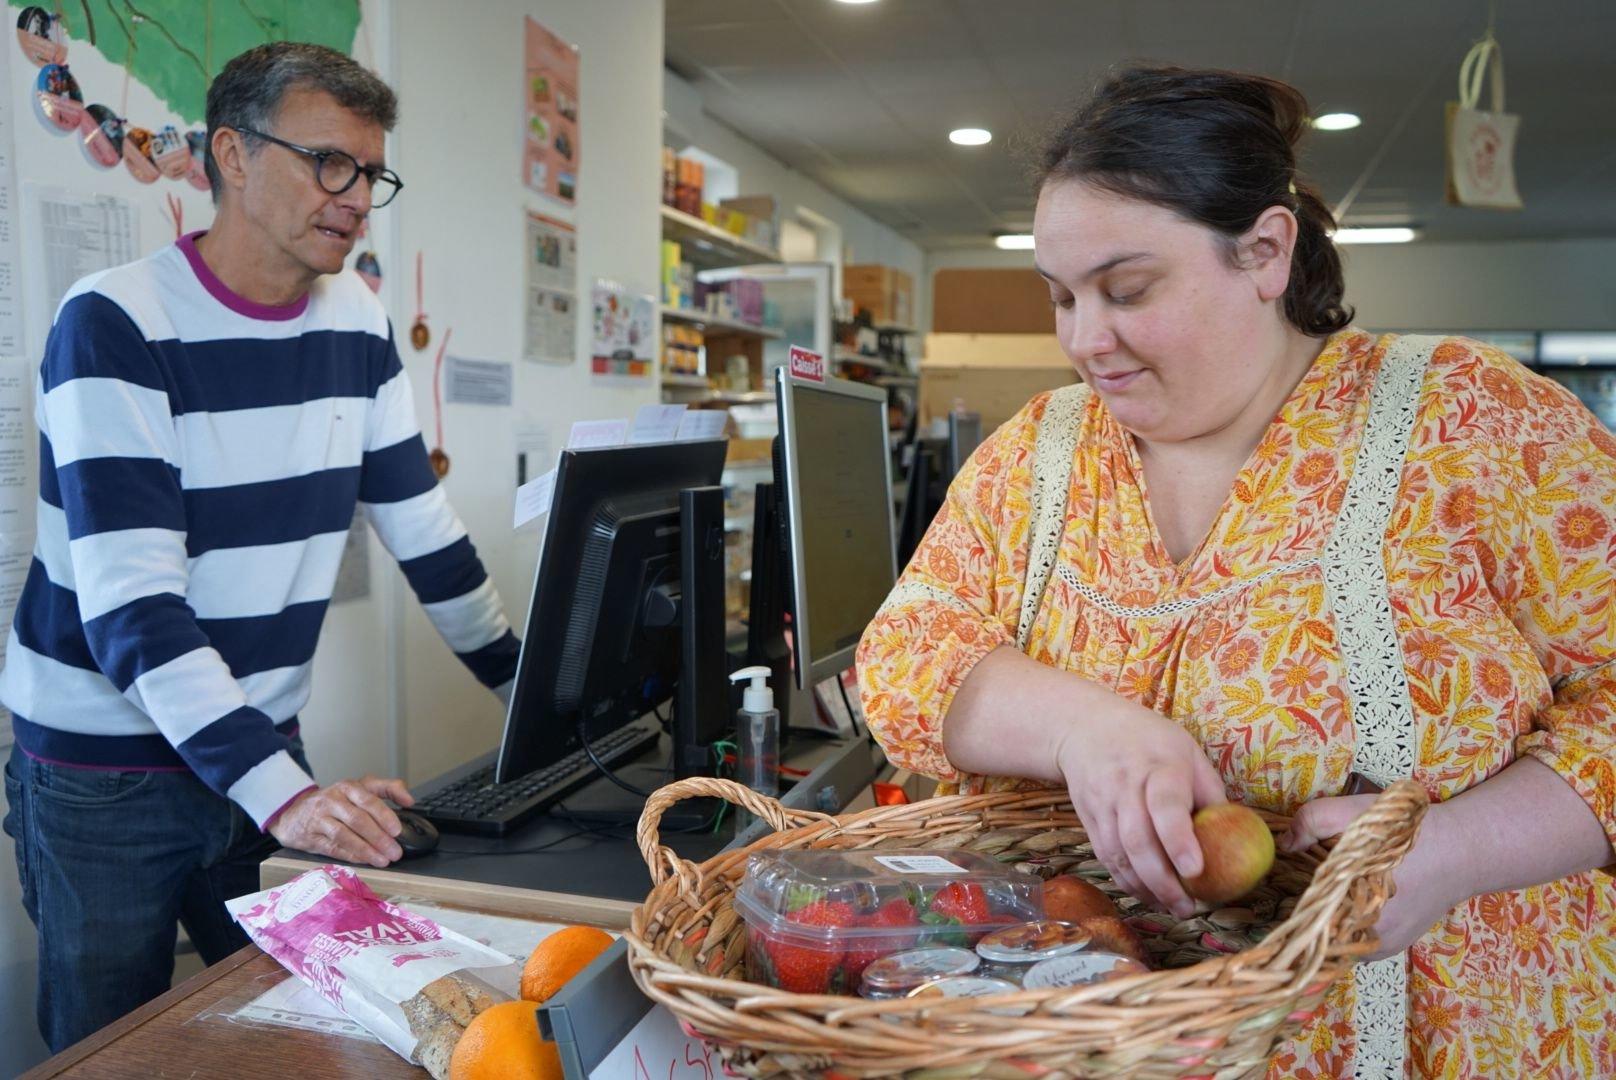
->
[729, 665, 775, 713]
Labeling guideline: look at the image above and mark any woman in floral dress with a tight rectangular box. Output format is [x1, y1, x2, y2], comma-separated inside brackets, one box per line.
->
[857, 67, 1616, 1078]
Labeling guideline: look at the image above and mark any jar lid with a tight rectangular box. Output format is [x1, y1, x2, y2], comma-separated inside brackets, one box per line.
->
[908, 975, 1020, 999]
[1022, 951, 1149, 989]
[975, 920, 1091, 963]
[860, 947, 979, 992]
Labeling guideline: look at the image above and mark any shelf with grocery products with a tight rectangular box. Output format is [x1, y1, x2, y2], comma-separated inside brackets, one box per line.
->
[660, 205, 782, 268]
[833, 350, 914, 376]
[659, 385, 775, 406]
[874, 323, 920, 336]
[661, 304, 783, 339]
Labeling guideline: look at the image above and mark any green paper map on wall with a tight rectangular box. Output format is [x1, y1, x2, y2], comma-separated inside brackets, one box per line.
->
[10, 0, 361, 124]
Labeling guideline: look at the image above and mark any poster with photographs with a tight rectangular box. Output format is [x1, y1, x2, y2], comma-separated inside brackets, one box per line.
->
[590, 281, 654, 381]
[524, 211, 576, 365]
[522, 17, 579, 208]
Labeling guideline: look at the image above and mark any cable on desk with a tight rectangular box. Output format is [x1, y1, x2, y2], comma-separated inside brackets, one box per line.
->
[577, 715, 653, 798]
[430, 825, 612, 859]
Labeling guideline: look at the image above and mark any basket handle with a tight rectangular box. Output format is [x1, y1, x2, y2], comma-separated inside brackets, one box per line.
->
[1269, 778, 1429, 961]
[635, 777, 835, 891]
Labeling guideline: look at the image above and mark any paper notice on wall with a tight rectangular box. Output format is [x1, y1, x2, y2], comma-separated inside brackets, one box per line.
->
[0, 359, 34, 547]
[0, 545, 28, 748]
[523, 18, 581, 208]
[330, 508, 370, 605]
[589, 281, 655, 380]
[0, 44, 23, 356]
[25, 185, 138, 349]
[0, 358, 33, 744]
[444, 356, 514, 407]
[524, 212, 577, 365]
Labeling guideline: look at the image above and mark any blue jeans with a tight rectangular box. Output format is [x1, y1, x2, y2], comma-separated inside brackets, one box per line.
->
[2, 740, 312, 1053]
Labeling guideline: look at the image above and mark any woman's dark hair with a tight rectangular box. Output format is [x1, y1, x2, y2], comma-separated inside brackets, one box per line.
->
[1036, 66, 1351, 336]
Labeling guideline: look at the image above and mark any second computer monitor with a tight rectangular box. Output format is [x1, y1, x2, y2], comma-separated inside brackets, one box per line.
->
[774, 368, 898, 689]
[948, 410, 983, 477]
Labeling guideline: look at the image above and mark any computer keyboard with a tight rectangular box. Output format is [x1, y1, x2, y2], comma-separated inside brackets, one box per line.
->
[414, 721, 663, 837]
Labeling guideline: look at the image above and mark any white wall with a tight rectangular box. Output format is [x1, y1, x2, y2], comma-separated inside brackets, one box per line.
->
[663, 69, 925, 307]
[1338, 238, 1616, 332]
[921, 239, 1616, 335]
[388, 0, 665, 784]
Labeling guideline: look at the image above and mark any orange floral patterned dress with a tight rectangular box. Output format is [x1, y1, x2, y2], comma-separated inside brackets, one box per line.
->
[856, 329, 1616, 1079]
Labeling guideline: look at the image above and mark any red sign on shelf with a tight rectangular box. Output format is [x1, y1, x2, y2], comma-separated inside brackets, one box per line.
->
[788, 345, 825, 383]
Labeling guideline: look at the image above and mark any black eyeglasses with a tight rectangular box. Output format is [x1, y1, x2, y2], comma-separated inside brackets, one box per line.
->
[235, 127, 403, 208]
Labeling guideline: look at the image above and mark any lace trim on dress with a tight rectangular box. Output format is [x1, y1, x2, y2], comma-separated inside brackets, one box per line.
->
[1018, 383, 1091, 649]
[1054, 556, 1323, 619]
[1551, 653, 1616, 692]
[1322, 334, 1440, 1080]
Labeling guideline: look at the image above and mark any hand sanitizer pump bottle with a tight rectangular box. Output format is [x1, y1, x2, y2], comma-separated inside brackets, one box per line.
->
[729, 665, 780, 803]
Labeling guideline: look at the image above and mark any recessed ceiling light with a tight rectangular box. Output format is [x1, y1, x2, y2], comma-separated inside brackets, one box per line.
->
[833, 0, 880, 4]
[1331, 227, 1416, 244]
[1312, 112, 1362, 131]
[949, 127, 992, 146]
[994, 234, 1035, 250]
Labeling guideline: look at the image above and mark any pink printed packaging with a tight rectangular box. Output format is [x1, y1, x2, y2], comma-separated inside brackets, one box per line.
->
[227, 866, 514, 1065]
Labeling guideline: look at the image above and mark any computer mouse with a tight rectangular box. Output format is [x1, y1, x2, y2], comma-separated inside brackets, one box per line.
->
[393, 809, 440, 859]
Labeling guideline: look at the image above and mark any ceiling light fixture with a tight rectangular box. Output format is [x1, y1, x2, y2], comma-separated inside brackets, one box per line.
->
[949, 127, 992, 146]
[1331, 227, 1417, 244]
[994, 234, 1035, 250]
[1312, 112, 1362, 131]
[833, 0, 880, 5]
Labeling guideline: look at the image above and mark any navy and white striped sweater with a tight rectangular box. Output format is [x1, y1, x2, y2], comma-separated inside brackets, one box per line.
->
[0, 232, 519, 827]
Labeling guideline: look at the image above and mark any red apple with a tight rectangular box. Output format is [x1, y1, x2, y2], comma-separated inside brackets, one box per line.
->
[1183, 803, 1275, 904]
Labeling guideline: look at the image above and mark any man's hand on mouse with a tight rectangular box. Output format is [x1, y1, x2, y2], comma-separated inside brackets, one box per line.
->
[268, 776, 414, 867]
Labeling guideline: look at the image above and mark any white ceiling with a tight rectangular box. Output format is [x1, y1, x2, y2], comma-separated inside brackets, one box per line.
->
[665, 0, 1616, 250]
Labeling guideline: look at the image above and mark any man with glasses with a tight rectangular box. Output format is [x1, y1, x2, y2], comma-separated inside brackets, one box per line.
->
[0, 43, 518, 1051]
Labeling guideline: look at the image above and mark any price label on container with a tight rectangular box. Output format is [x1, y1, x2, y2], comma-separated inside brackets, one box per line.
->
[873, 854, 969, 875]
[788, 345, 825, 383]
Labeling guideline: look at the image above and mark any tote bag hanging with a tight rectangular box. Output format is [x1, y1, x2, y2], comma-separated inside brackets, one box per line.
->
[1445, 35, 1523, 209]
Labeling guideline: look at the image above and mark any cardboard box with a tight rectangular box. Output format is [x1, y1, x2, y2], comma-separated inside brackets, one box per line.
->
[919, 333, 1077, 433]
[844, 264, 914, 328]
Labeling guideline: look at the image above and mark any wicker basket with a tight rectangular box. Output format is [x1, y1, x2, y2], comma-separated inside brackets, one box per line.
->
[625, 777, 1427, 1080]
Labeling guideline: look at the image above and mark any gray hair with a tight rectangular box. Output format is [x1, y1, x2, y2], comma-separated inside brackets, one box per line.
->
[204, 41, 398, 200]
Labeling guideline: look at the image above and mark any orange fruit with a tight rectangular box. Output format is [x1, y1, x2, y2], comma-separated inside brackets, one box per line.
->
[519, 925, 615, 1004]
[448, 1000, 560, 1080]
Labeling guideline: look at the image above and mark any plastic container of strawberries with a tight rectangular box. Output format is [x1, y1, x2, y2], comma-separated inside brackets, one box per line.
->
[732, 849, 1045, 995]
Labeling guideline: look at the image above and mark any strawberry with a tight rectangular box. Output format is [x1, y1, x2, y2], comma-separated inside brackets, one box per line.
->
[842, 898, 919, 981]
[928, 881, 991, 925]
[765, 899, 856, 993]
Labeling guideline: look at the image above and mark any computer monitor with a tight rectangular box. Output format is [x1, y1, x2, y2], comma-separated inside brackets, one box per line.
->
[495, 440, 731, 783]
[774, 368, 898, 689]
[948, 410, 983, 476]
[896, 437, 944, 570]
